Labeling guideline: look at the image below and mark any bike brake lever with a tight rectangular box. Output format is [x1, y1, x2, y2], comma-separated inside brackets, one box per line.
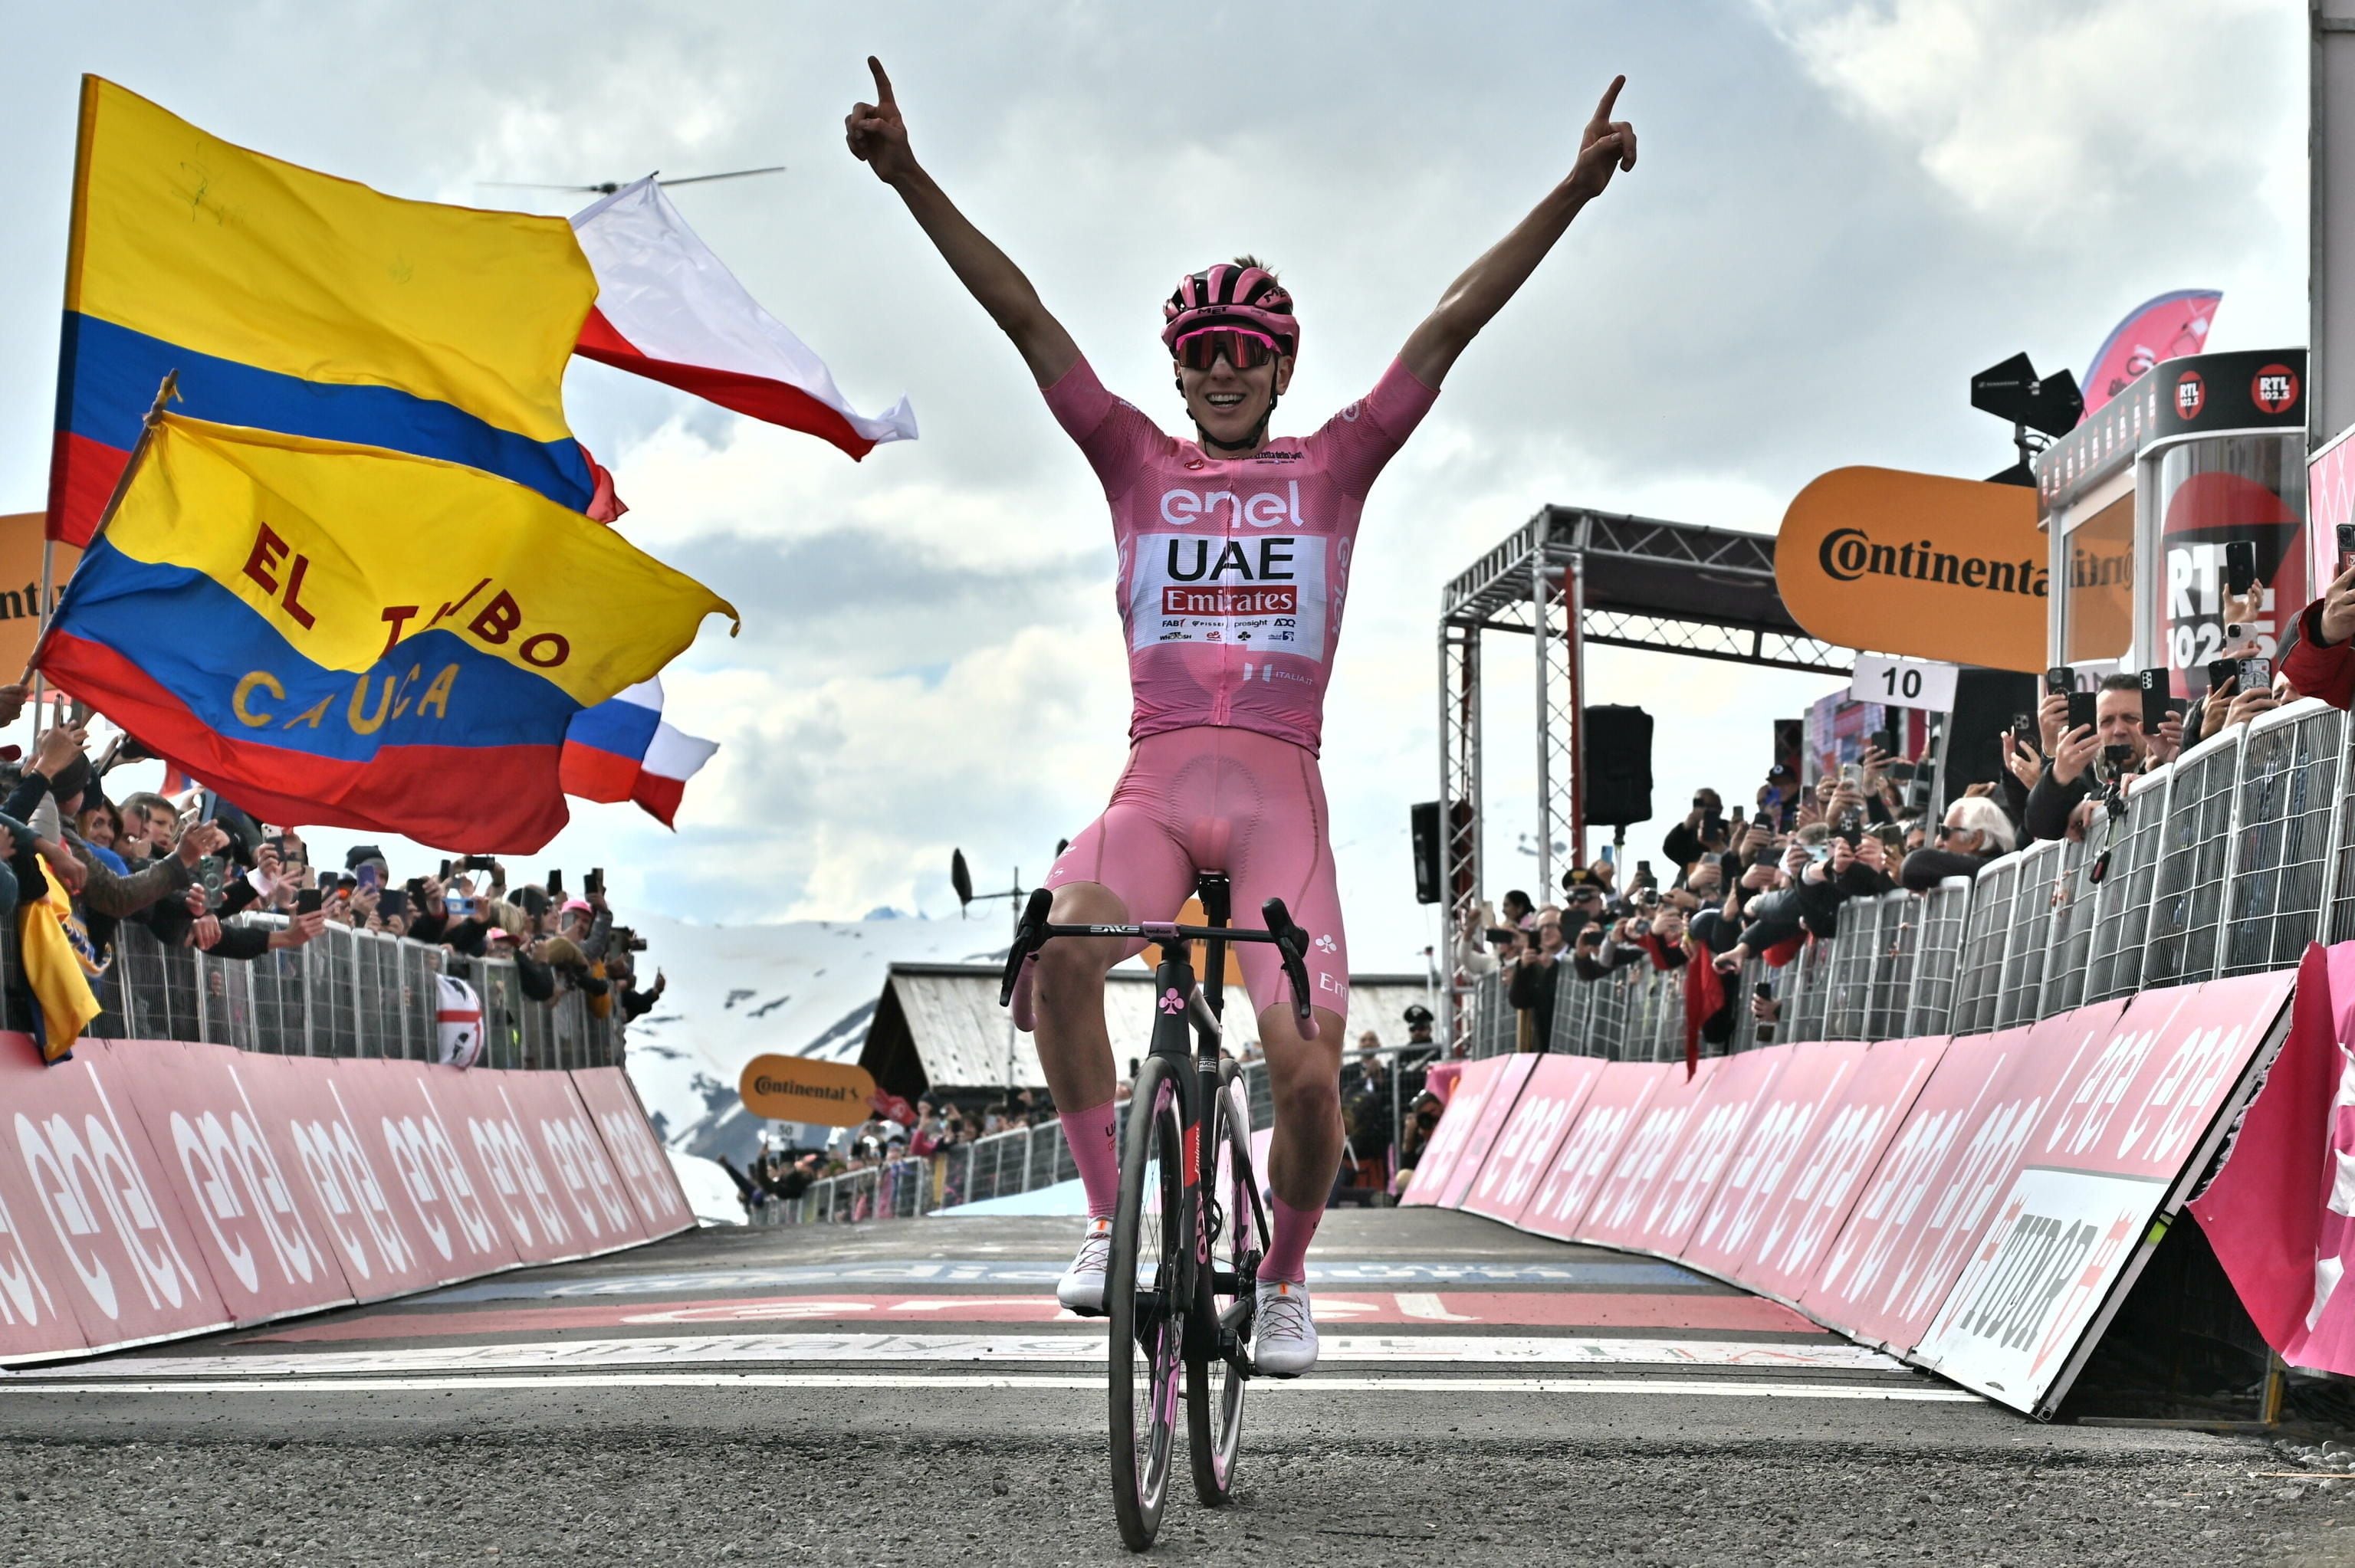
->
[997, 887, 1056, 1008]
[1260, 896, 1320, 1039]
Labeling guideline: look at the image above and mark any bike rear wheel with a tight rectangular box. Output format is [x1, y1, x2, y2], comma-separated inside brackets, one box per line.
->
[1189, 1058, 1266, 1505]
[1106, 1055, 1185, 1551]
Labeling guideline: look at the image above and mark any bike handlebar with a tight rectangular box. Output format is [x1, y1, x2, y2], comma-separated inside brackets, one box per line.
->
[994, 891, 1321, 1038]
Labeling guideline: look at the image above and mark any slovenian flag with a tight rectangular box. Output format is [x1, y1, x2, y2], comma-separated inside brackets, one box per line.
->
[559, 679, 718, 828]
[569, 177, 918, 461]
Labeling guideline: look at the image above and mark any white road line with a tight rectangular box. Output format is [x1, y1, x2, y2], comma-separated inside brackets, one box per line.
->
[4, 1333, 1903, 1378]
[0, 1373, 1983, 1402]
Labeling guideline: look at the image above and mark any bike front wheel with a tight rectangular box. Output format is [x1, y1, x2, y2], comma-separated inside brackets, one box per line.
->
[1106, 1055, 1185, 1551]
[1189, 1057, 1266, 1505]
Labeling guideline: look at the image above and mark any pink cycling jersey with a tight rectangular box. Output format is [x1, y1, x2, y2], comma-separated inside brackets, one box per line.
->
[1042, 356, 1439, 755]
[1040, 359, 1437, 1019]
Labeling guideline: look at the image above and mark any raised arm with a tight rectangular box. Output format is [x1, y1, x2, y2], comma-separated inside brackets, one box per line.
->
[847, 57, 1080, 388]
[1400, 76, 1637, 388]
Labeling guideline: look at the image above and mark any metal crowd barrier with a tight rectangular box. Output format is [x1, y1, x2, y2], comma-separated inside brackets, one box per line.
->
[76, 916, 618, 1068]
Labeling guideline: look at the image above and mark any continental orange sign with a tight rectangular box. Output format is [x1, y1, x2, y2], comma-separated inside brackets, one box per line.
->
[738, 1055, 879, 1127]
[1775, 467, 2045, 674]
[0, 515, 78, 678]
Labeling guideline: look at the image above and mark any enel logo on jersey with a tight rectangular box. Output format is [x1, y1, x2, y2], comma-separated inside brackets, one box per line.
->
[1158, 481, 1308, 530]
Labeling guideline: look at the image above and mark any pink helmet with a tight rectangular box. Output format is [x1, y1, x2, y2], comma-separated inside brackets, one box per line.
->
[1161, 263, 1299, 358]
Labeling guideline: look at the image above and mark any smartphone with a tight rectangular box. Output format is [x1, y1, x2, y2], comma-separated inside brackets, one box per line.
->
[2338, 522, 2355, 572]
[2224, 539, 2258, 599]
[439, 858, 454, 881]
[2137, 668, 2167, 731]
[1840, 761, 1863, 788]
[586, 868, 604, 899]
[354, 862, 382, 894]
[2067, 690, 2097, 734]
[447, 894, 477, 918]
[2238, 655, 2272, 692]
[2206, 657, 2238, 693]
[2045, 666, 2074, 697]
[378, 888, 410, 922]
[2011, 712, 2037, 748]
[296, 887, 323, 915]
[1484, 927, 1516, 946]
[546, 868, 563, 897]
[1870, 727, 1898, 759]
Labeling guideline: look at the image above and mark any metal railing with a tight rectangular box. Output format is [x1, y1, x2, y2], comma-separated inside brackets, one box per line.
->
[66, 915, 618, 1068]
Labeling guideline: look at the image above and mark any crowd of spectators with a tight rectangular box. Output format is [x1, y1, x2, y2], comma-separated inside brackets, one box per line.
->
[1438, 572, 2355, 1052]
[0, 704, 665, 1037]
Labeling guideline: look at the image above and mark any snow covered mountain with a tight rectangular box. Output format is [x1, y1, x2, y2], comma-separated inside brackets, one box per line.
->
[619, 909, 1005, 1166]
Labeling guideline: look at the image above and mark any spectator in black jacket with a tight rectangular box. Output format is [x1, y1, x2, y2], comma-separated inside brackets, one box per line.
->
[1506, 916, 1567, 1049]
[2020, 673, 2181, 844]
[1900, 795, 2017, 890]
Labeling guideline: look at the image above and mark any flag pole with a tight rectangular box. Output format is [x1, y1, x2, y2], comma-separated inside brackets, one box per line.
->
[23, 370, 176, 687]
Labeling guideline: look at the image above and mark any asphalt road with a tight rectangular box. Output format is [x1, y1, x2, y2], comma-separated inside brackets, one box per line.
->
[2, 1209, 2349, 1565]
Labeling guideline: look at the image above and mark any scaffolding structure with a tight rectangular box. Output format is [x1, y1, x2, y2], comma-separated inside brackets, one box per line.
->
[1437, 506, 1853, 1046]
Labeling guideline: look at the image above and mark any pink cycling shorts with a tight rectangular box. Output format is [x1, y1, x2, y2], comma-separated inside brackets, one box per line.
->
[1045, 724, 1348, 1019]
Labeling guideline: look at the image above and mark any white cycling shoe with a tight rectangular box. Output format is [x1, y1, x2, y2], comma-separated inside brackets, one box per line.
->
[1056, 1217, 1113, 1314]
[1252, 1278, 1319, 1376]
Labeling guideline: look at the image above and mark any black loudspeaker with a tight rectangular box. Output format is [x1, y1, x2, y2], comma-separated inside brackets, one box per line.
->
[1410, 801, 1443, 904]
[1582, 704, 1654, 828]
[1943, 667, 2039, 809]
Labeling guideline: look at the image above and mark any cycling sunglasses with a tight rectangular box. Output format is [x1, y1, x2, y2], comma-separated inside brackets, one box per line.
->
[1173, 326, 1282, 373]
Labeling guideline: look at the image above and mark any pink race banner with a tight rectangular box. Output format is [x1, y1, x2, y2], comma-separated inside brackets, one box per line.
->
[1435, 1053, 1544, 1209]
[1602, 1046, 1789, 1259]
[1682, 1041, 1866, 1286]
[0, 1033, 691, 1368]
[1459, 1056, 1604, 1222]
[2191, 946, 2355, 1377]
[1514, 1061, 1664, 1241]
[1400, 1055, 1513, 1209]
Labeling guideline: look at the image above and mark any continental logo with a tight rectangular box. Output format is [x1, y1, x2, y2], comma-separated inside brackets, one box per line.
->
[1817, 528, 2049, 598]
[751, 1076, 860, 1103]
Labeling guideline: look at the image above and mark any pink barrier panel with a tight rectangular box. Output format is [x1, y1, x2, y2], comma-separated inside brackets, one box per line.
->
[1920, 972, 2292, 1412]
[94, 1039, 361, 1327]
[1513, 1061, 1664, 1240]
[485, 1070, 651, 1254]
[571, 1068, 695, 1239]
[1458, 1056, 1605, 1222]
[1589, 1047, 1789, 1258]
[1435, 1054, 1545, 1209]
[1805, 1014, 2100, 1353]
[1575, 1058, 1726, 1250]
[338, 1058, 527, 1281]
[1689, 1037, 1944, 1306]
[1398, 1055, 1513, 1208]
[0, 1034, 232, 1360]
[264, 1055, 465, 1303]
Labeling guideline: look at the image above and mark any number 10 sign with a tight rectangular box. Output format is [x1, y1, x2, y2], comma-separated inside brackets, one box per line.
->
[1848, 654, 1959, 713]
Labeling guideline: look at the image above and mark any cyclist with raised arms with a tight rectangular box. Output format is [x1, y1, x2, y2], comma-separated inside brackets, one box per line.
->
[847, 57, 1637, 1376]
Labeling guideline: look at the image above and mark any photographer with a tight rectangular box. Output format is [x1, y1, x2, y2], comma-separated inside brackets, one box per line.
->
[1506, 916, 1567, 1051]
[2022, 673, 2181, 844]
[1661, 788, 1730, 868]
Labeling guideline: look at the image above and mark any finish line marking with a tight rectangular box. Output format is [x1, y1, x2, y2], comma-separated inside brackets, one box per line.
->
[6, 1333, 1903, 1378]
[0, 1373, 1982, 1402]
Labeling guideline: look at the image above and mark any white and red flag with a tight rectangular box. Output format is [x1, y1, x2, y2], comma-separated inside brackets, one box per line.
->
[559, 677, 720, 828]
[570, 176, 918, 459]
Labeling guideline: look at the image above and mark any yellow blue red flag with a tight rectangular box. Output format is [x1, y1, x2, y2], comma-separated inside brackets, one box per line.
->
[41, 416, 738, 851]
[46, 77, 600, 544]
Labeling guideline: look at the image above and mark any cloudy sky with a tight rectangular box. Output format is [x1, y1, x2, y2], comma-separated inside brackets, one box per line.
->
[0, 1, 2306, 969]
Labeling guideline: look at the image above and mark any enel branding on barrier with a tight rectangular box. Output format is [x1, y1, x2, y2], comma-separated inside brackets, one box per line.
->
[1407, 964, 2297, 1418]
[0, 1033, 691, 1367]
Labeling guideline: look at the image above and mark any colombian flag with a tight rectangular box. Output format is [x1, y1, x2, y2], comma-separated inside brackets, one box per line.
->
[41, 417, 737, 851]
[47, 77, 602, 545]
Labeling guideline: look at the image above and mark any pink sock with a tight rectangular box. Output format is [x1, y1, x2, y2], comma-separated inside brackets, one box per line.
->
[1256, 1194, 1324, 1283]
[1059, 1102, 1121, 1220]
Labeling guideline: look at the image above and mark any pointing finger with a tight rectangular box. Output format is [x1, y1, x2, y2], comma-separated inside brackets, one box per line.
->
[1594, 74, 1625, 124]
[869, 55, 896, 106]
